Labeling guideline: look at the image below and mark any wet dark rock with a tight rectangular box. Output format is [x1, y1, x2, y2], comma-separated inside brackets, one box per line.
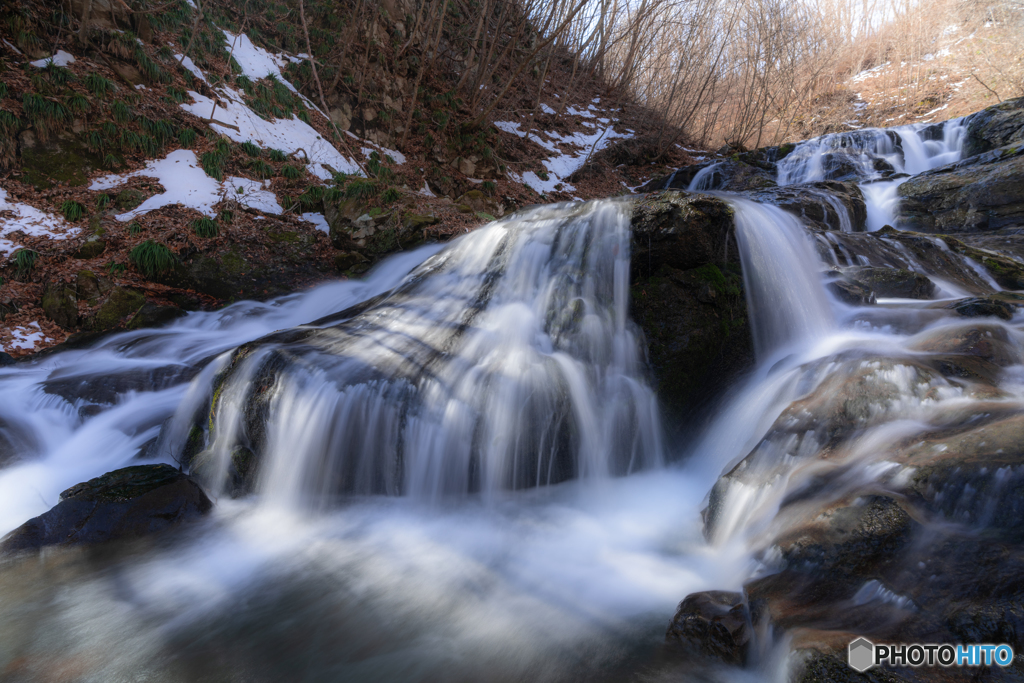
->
[0, 352, 15, 366]
[334, 250, 370, 273]
[43, 363, 202, 405]
[126, 302, 188, 329]
[948, 296, 1015, 320]
[0, 464, 211, 554]
[666, 591, 762, 665]
[962, 96, 1024, 158]
[827, 277, 876, 305]
[752, 181, 867, 232]
[842, 266, 936, 299]
[898, 144, 1024, 233]
[41, 282, 78, 329]
[629, 192, 753, 420]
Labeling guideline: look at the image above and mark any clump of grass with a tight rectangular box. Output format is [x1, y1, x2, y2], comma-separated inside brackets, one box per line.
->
[96, 193, 111, 209]
[103, 153, 120, 170]
[218, 209, 233, 223]
[268, 148, 287, 162]
[482, 181, 496, 195]
[248, 158, 272, 178]
[380, 187, 401, 204]
[129, 240, 176, 277]
[107, 261, 126, 275]
[128, 221, 143, 235]
[111, 100, 133, 124]
[345, 178, 380, 200]
[61, 200, 86, 221]
[200, 151, 226, 180]
[135, 46, 171, 83]
[166, 86, 188, 104]
[65, 92, 90, 115]
[140, 117, 175, 147]
[178, 127, 197, 148]
[281, 164, 302, 180]
[21, 93, 69, 140]
[44, 62, 73, 86]
[85, 73, 115, 98]
[298, 185, 325, 210]
[191, 216, 219, 238]
[13, 249, 37, 279]
[0, 83, 8, 100]
[240, 140, 261, 157]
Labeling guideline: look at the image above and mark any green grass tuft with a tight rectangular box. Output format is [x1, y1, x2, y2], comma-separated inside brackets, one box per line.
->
[13, 249, 37, 278]
[268, 148, 287, 162]
[96, 193, 111, 209]
[61, 200, 86, 221]
[381, 187, 401, 203]
[345, 179, 380, 200]
[248, 158, 272, 178]
[178, 127, 197, 148]
[281, 164, 302, 180]
[200, 151, 225, 180]
[129, 240, 176, 277]
[241, 140, 261, 157]
[111, 100, 133, 124]
[85, 73, 115, 98]
[128, 221, 143, 235]
[191, 216, 219, 238]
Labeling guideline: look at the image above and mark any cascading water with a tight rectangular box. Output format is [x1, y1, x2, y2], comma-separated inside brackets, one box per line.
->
[0, 107, 1018, 681]
[776, 119, 967, 231]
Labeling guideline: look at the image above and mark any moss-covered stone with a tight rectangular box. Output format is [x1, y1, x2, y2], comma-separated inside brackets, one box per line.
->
[18, 130, 107, 190]
[73, 237, 106, 260]
[41, 282, 78, 329]
[115, 188, 146, 210]
[91, 287, 145, 330]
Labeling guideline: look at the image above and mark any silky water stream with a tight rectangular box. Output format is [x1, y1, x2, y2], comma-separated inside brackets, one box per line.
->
[1, 117, 1021, 682]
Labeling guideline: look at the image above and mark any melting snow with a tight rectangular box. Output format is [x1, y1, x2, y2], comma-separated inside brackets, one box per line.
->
[89, 150, 283, 220]
[222, 30, 300, 91]
[0, 188, 79, 256]
[496, 120, 632, 194]
[173, 52, 208, 84]
[540, 103, 556, 115]
[30, 50, 75, 68]
[180, 88, 361, 178]
[2, 322, 51, 352]
[301, 212, 330, 234]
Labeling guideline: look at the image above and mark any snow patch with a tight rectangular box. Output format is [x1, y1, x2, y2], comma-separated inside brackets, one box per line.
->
[301, 212, 330, 234]
[173, 52, 208, 84]
[89, 150, 283, 220]
[180, 88, 361, 179]
[30, 50, 75, 68]
[2, 322, 52, 352]
[540, 103, 556, 115]
[222, 30, 298, 92]
[0, 188, 79, 256]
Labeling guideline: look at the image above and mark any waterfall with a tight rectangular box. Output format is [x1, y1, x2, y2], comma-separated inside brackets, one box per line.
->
[776, 120, 967, 232]
[185, 200, 664, 506]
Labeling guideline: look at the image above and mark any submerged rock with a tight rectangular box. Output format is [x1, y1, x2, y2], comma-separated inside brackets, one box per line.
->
[666, 591, 763, 665]
[0, 464, 211, 554]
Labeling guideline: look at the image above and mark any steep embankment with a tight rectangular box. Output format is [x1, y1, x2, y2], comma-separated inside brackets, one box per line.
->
[0, 0, 691, 357]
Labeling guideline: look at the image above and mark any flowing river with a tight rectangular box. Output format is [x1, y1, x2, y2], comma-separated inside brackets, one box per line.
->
[1, 116, 1019, 681]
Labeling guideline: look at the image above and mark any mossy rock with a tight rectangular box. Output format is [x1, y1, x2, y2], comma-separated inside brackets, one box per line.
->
[91, 287, 146, 330]
[402, 212, 440, 231]
[18, 130, 108, 190]
[126, 302, 187, 329]
[73, 238, 107, 260]
[75, 269, 112, 305]
[334, 251, 369, 272]
[115, 189, 146, 210]
[41, 283, 78, 329]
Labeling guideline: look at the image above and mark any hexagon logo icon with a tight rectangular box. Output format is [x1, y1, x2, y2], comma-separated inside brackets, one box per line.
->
[848, 637, 875, 672]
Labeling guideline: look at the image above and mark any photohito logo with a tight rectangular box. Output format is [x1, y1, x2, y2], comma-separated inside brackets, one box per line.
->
[848, 638, 1014, 671]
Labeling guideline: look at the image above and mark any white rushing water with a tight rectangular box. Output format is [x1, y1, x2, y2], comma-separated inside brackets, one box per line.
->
[0, 113, 1017, 682]
[776, 119, 967, 231]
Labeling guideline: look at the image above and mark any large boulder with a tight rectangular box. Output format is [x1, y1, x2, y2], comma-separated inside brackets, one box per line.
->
[961, 96, 1024, 158]
[842, 265, 936, 299]
[630, 192, 753, 421]
[897, 144, 1024, 233]
[752, 181, 867, 232]
[0, 464, 212, 554]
